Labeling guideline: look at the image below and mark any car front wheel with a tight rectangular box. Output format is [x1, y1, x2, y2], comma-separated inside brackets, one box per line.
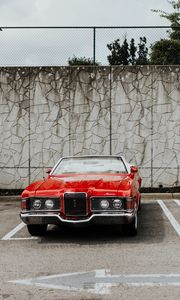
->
[125, 214, 138, 236]
[27, 224, 47, 236]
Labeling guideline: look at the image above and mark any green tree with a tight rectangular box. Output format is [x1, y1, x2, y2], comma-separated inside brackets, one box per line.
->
[68, 56, 99, 65]
[129, 38, 137, 65]
[107, 38, 130, 65]
[151, 39, 180, 64]
[152, 0, 180, 39]
[107, 37, 148, 65]
[136, 37, 149, 65]
[151, 1, 180, 64]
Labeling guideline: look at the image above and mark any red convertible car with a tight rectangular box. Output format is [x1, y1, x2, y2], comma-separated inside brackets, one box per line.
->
[20, 156, 142, 236]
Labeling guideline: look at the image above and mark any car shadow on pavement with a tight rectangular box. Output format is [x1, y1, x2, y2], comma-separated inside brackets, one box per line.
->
[39, 201, 165, 245]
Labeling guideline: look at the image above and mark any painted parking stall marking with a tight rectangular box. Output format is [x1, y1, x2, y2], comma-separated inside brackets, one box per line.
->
[1, 222, 37, 240]
[174, 199, 180, 207]
[9, 269, 180, 295]
[157, 200, 180, 236]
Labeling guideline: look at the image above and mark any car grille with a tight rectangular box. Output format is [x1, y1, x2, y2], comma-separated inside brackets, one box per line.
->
[64, 193, 87, 216]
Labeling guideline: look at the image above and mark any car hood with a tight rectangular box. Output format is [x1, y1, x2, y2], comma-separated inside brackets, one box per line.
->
[28, 173, 132, 197]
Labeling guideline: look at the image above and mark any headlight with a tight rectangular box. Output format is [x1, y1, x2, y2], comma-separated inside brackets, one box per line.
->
[113, 199, 122, 209]
[45, 199, 54, 209]
[33, 199, 42, 210]
[100, 200, 109, 209]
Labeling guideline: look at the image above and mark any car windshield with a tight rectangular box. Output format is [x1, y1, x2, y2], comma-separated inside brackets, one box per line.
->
[52, 157, 127, 175]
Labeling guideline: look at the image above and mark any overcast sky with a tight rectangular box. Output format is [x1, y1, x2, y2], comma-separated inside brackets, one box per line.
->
[0, 0, 172, 26]
[0, 0, 173, 65]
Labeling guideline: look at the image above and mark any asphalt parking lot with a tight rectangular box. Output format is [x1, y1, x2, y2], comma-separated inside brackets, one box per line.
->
[0, 197, 180, 300]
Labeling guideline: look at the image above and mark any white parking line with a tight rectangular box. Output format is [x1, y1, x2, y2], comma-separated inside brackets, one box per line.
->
[157, 200, 180, 236]
[1, 222, 37, 240]
[174, 199, 180, 207]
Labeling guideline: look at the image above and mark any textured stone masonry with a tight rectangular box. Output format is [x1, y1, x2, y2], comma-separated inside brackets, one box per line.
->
[0, 66, 179, 188]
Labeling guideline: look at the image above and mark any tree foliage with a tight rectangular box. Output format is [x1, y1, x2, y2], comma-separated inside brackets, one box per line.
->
[107, 37, 148, 65]
[151, 1, 180, 64]
[136, 37, 149, 65]
[152, 0, 180, 39]
[129, 38, 137, 65]
[107, 38, 129, 65]
[68, 56, 99, 66]
[151, 39, 180, 64]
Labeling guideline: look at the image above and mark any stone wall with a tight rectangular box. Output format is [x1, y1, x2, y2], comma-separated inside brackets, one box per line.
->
[0, 66, 179, 188]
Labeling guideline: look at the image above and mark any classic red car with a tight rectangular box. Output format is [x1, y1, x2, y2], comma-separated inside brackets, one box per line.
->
[20, 156, 142, 236]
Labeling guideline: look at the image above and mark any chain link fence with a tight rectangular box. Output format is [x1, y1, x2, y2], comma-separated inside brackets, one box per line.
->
[0, 26, 176, 66]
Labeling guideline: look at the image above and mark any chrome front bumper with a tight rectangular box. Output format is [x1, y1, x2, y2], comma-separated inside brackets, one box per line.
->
[20, 211, 136, 226]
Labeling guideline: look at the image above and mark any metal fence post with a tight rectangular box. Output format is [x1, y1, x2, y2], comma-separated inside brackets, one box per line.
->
[93, 27, 96, 64]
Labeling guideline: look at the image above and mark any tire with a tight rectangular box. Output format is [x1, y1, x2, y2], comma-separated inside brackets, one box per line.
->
[27, 224, 47, 236]
[138, 196, 142, 212]
[125, 214, 138, 236]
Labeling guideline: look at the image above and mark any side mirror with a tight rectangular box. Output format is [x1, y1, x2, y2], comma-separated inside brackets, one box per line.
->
[46, 168, 52, 175]
[130, 166, 138, 173]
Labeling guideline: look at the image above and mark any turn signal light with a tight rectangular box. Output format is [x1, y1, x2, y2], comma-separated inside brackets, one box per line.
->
[21, 199, 27, 210]
[126, 197, 134, 211]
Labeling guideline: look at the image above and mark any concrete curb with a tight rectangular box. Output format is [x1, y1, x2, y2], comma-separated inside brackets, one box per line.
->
[0, 193, 180, 202]
[141, 193, 180, 200]
[0, 195, 21, 202]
